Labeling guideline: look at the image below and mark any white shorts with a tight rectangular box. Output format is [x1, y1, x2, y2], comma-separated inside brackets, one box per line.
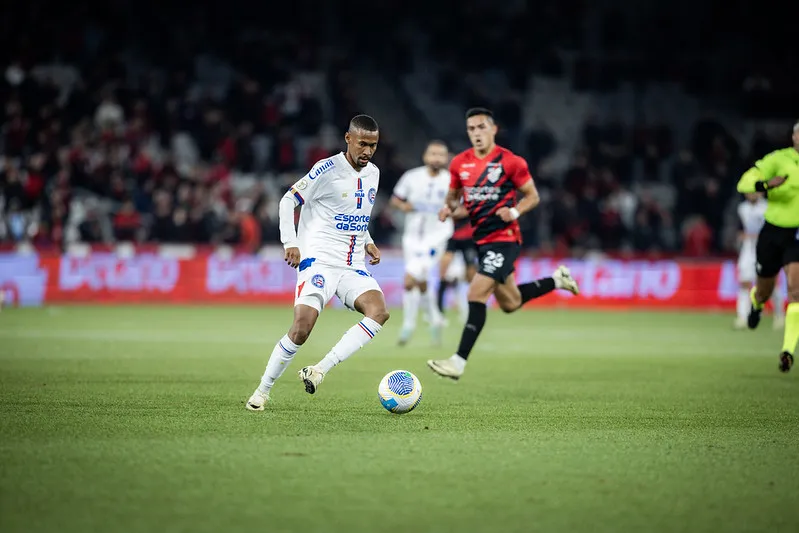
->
[404, 241, 447, 282]
[738, 247, 756, 283]
[295, 262, 382, 313]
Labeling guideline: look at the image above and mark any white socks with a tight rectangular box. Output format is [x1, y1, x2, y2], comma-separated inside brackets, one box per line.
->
[402, 288, 421, 332]
[424, 288, 444, 326]
[449, 354, 467, 371]
[737, 288, 751, 321]
[317, 317, 383, 373]
[257, 334, 300, 395]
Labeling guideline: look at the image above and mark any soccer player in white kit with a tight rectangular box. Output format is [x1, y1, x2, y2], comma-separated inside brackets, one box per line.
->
[246, 115, 389, 410]
[390, 140, 454, 346]
[735, 192, 785, 330]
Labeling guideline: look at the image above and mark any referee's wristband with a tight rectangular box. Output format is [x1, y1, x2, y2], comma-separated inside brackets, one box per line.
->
[755, 181, 768, 192]
[509, 207, 520, 220]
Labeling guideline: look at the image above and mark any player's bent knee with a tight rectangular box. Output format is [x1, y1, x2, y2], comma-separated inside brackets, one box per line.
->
[289, 319, 314, 344]
[367, 308, 390, 325]
[498, 299, 520, 313]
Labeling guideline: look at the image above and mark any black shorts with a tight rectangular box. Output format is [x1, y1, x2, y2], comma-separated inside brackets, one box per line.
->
[756, 222, 799, 278]
[477, 242, 521, 283]
[446, 238, 479, 265]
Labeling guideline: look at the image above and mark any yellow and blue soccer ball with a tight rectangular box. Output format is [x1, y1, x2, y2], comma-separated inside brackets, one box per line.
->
[378, 370, 422, 414]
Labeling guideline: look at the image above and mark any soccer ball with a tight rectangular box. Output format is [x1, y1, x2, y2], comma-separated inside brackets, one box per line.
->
[378, 370, 422, 414]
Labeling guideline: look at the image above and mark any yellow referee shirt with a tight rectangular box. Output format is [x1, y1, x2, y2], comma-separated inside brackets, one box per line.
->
[737, 148, 799, 228]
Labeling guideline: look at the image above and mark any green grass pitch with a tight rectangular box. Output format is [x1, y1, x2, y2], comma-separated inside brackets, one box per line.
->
[1, 305, 798, 533]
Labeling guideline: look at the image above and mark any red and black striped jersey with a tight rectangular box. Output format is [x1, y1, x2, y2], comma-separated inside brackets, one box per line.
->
[449, 145, 532, 245]
[451, 218, 474, 240]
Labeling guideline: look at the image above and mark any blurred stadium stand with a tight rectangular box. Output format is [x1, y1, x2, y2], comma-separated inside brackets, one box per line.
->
[1, 0, 796, 259]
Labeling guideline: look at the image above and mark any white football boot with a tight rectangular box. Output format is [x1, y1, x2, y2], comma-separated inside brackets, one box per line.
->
[246, 391, 269, 411]
[298, 365, 325, 394]
[427, 356, 464, 380]
[553, 265, 580, 295]
[773, 314, 786, 330]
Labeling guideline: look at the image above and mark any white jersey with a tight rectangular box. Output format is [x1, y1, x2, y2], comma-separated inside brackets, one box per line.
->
[738, 198, 767, 248]
[286, 152, 379, 269]
[392, 166, 453, 246]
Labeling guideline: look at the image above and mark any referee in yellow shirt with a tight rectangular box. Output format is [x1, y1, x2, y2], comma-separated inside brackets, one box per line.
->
[737, 120, 799, 372]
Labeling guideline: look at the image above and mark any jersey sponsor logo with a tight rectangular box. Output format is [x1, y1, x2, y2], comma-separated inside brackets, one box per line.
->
[368, 188, 376, 204]
[465, 186, 500, 202]
[308, 159, 335, 180]
[334, 213, 371, 232]
[311, 274, 325, 288]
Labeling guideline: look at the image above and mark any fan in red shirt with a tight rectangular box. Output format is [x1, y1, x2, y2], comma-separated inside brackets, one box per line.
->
[428, 107, 581, 380]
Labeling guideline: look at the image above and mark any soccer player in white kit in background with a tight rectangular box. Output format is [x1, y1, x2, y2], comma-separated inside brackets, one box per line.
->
[735, 192, 785, 330]
[246, 115, 389, 410]
[390, 140, 454, 346]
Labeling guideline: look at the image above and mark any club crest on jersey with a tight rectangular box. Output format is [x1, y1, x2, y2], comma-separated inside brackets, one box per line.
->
[486, 163, 503, 184]
[311, 274, 325, 288]
[460, 171, 470, 180]
[368, 188, 376, 204]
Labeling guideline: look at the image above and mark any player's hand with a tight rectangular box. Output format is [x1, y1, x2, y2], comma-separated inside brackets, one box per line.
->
[767, 176, 788, 189]
[439, 206, 452, 221]
[284, 247, 301, 268]
[366, 243, 381, 265]
[496, 207, 517, 223]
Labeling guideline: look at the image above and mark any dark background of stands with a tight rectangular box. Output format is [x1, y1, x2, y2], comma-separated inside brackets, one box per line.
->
[1, 0, 796, 257]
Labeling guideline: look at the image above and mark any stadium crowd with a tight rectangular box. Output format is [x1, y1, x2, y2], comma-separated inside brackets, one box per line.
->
[0, 1, 794, 257]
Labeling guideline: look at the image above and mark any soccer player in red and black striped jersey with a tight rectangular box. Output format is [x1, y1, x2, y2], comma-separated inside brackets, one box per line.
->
[427, 108, 580, 380]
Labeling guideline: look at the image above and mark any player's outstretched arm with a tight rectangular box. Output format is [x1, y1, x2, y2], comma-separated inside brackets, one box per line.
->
[278, 190, 301, 268]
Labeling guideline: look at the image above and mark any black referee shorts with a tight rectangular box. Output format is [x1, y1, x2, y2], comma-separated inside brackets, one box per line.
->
[756, 221, 799, 278]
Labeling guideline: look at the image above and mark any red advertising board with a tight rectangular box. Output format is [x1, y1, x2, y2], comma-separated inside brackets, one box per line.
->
[0, 249, 772, 310]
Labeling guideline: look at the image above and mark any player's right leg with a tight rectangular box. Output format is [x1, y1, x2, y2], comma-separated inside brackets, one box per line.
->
[427, 272, 497, 380]
[748, 225, 782, 330]
[246, 263, 336, 411]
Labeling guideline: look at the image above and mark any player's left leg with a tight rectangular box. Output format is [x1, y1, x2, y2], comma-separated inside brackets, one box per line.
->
[735, 281, 752, 330]
[778, 261, 799, 372]
[771, 272, 786, 329]
[399, 272, 422, 346]
[493, 265, 579, 313]
[299, 272, 389, 393]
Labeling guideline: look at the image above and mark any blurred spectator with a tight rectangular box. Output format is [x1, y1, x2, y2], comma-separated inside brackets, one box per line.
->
[113, 200, 142, 242]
